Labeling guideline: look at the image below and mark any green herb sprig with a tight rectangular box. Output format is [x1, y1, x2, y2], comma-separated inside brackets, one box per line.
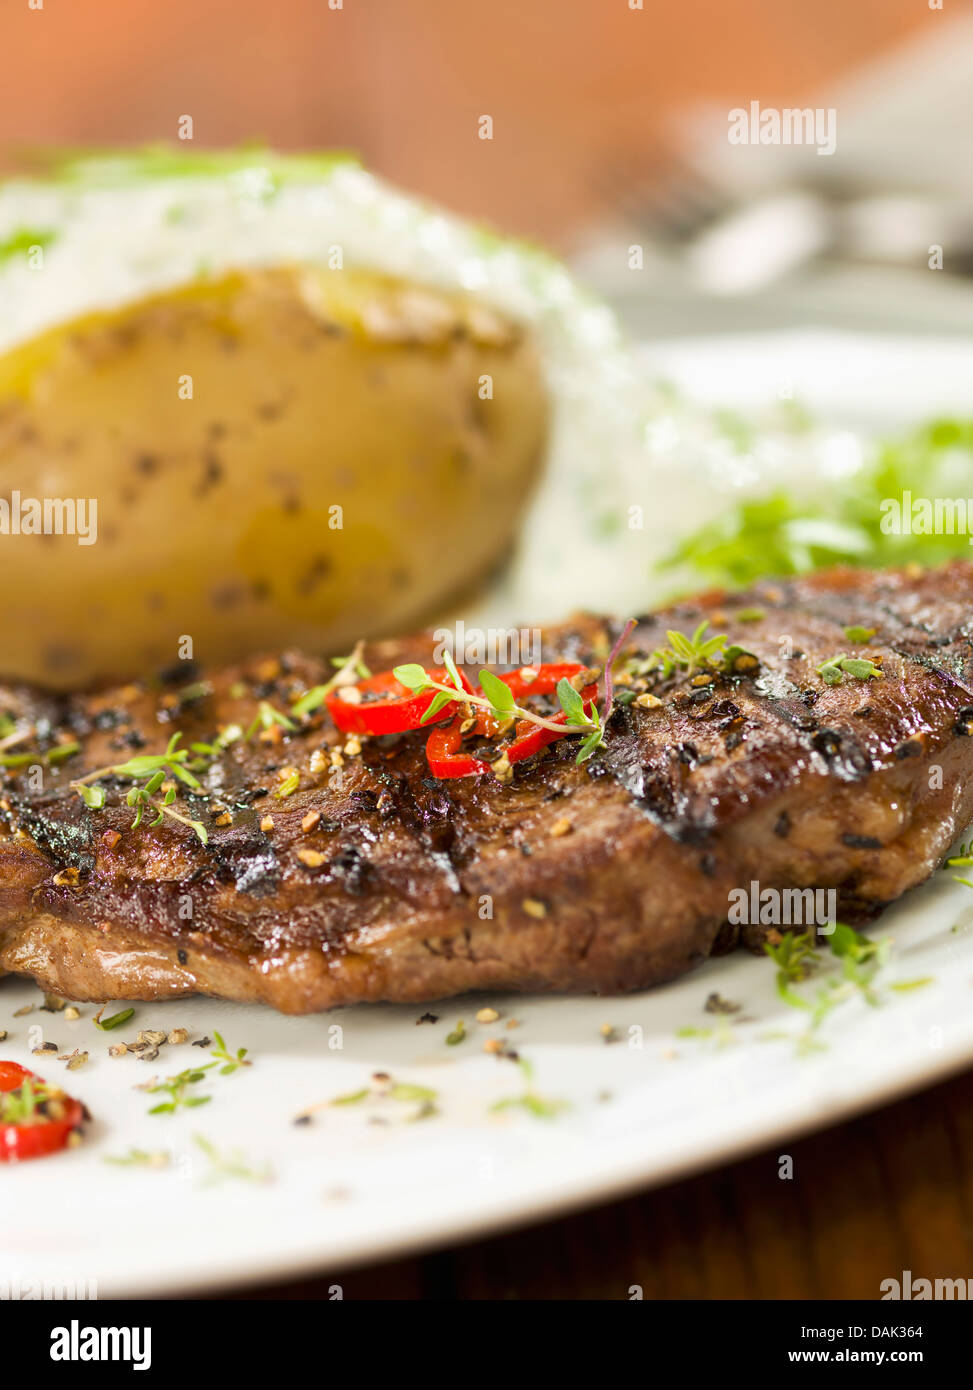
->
[210, 1031, 250, 1075]
[291, 642, 370, 718]
[491, 1056, 568, 1121]
[145, 1064, 216, 1115]
[393, 660, 604, 765]
[194, 1134, 273, 1186]
[70, 733, 209, 844]
[0, 740, 79, 770]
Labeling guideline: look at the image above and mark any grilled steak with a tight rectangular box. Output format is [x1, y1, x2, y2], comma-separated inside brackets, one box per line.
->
[2, 562, 973, 1013]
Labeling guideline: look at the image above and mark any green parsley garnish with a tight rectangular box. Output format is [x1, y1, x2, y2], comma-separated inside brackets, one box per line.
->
[666, 416, 973, 588]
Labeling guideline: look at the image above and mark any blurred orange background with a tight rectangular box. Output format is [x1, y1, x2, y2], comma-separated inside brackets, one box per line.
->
[0, 0, 959, 247]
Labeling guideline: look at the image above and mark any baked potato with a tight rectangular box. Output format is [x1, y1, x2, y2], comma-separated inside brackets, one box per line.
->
[0, 264, 547, 687]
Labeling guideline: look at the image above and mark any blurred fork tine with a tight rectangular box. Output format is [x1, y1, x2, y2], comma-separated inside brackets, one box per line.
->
[593, 145, 733, 245]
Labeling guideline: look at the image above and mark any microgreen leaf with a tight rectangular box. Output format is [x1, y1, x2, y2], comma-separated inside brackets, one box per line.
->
[419, 689, 455, 724]
[392, 663, 429, 692]
[478, 669, 516, 717]
[556, 678, 586, 725]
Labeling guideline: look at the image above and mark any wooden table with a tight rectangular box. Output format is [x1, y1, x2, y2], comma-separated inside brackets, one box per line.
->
[229, 1065, 973, 1300]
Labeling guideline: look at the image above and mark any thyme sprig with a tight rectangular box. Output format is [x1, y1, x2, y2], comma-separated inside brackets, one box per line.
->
[194, 1134, 273, 1186]
[0, 739, 80, 770]
[291, 641, 370, 718]
[644, 621, 729, 678]
[104, 1148, 170, 1169]
[763, 923, 894, 1052]
[210, 1031, 250, 1075]
[394, 653, 608, 765]
[70, 733, 209, 844]
[243, 701, 296, 741]
[144, 1063, 216, 1114]
[491, 1056, 568, 1120]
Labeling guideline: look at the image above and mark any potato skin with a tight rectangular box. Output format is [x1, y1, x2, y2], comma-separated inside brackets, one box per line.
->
[0, 267, 547, 688]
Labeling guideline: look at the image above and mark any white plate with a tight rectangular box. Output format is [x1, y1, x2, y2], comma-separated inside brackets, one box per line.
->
[4, 330, 973, 1299]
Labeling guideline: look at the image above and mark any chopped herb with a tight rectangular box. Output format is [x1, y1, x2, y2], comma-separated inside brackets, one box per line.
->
[445, 1020, 466, 1046]
[330, 1088, 369, 1106]
[104, 1148, 170, 1169]
[387, 1082, 438, 1104]
[42, 144, 359, 190]
[94, 1006, 135, 1032]
[666, 417, 973, 588]
[244, 701, 296, 740]
[816, 654, 882, 686]
[721, 644, 760, 674]
[844, 625, 876, 644]
[274, 768, 300, 799]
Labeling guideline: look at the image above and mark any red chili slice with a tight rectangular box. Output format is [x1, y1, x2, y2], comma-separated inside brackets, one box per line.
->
[425, 719, 492, 779]
[506, 683, 597, 765]
[0, 1060, 84, 1163]
[424, 663, 596, 779]
[325, 666, 474, 736]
